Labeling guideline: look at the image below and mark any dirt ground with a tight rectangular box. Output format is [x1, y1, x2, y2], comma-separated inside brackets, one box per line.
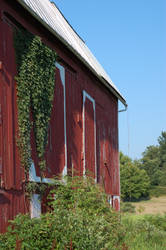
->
[132, 196, 166, 215]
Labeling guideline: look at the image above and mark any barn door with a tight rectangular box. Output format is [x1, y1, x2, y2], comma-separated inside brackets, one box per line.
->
[83, 91, 97, 181]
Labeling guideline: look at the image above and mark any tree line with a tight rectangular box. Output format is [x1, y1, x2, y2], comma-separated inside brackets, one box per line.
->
[120, 131, 166, 201]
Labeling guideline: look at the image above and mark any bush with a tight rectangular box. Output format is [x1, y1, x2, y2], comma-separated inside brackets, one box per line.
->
[143, 214, 166, 231]
[149, 185, 166, 197]
[121, 202, 135, 213]
[122, 214, 166, 249]
[0, 176, 123, 249]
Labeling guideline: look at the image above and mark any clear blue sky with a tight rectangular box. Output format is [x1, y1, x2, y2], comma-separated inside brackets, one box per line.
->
[53, 0, 166, 160]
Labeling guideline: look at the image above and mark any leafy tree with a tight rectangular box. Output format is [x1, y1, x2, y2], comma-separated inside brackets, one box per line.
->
[158, 131, 166, 185]
[120, 152, 150, 201]
[140, 131, 166, 186]
[141, 145, 161, 186]
[158, 131, 166, 170]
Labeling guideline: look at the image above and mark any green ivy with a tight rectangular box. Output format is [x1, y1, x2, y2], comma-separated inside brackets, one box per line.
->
[14, 28, 57, 177]
[25, 182, 48, 198]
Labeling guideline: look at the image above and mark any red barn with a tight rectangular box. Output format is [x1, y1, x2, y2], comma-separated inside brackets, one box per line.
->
[0, 0, 127, 232]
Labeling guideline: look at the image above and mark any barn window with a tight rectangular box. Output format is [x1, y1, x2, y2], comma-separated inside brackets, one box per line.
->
[30, 194, 41, 218]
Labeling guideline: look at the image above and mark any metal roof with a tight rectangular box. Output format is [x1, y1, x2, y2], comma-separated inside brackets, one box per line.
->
[16, 0, 127, 106]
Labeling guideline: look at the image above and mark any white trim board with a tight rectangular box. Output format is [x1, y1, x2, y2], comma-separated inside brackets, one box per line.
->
[29, 162, 53, 183]
[55, 62, 67, 176]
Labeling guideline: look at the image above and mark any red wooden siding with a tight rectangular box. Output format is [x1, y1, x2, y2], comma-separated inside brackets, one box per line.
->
[0, 101, 2, 175]
[45, 66, 66, 177]
[66, 69, 83, 176]
[0, 191, 28, 233]
[112, 196, 120, 211]
[0, 17, 23, 190]
[98, 103, 119, 196]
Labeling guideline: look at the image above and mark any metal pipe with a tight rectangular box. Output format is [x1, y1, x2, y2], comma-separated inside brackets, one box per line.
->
[118, 104, 128, 113]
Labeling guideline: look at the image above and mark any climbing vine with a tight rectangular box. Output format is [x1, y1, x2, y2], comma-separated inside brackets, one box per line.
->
[14, 28, 57, 177]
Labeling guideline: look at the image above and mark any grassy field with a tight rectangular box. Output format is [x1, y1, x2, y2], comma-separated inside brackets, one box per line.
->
[121, 213, 166, 250]
[131, 195, 166, 215]
[121, 189, 166, 249]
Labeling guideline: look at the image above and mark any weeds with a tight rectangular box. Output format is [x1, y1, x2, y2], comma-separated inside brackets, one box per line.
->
[122, 214, 166, 249]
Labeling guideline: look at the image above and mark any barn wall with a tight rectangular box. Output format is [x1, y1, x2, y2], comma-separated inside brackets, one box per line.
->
[0, 190, 28, 233]
[0, 4, 24, 191]
[0, 0, 120, 232]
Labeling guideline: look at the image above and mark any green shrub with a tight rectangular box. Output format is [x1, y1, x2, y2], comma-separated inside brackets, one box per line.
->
[0, 176, 123, 249]
[149, 185, 166, 197]
[122, 214, 166, 249]
[143, 214, 166, 231]
[121, 202, 136, 213]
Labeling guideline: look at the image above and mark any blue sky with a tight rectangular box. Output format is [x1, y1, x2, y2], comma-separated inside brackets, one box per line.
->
[53, 0, 166, 159]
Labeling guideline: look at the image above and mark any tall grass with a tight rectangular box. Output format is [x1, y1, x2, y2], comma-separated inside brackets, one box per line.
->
[122, 213, 166, 250]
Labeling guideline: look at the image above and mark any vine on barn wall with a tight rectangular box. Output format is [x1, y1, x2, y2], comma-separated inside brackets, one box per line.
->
[14, 28, 57, 178]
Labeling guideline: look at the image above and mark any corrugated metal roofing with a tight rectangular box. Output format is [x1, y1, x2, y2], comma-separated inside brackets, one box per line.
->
[16, 0, 127, 106]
